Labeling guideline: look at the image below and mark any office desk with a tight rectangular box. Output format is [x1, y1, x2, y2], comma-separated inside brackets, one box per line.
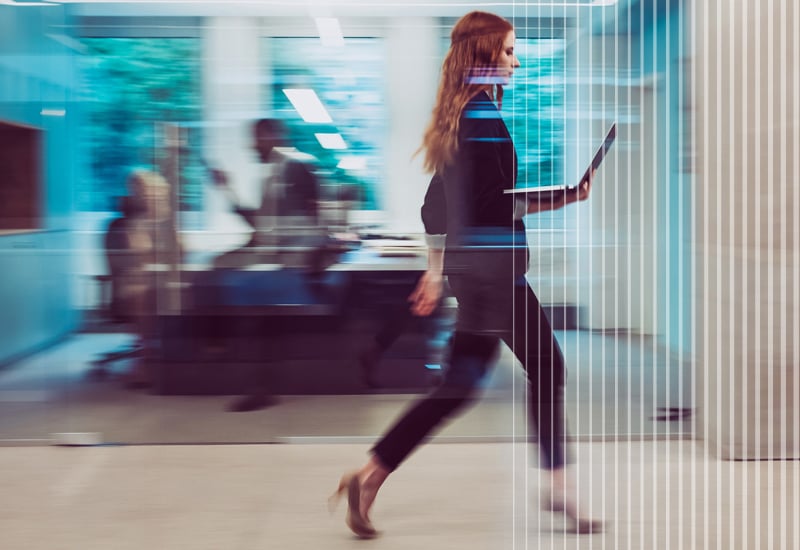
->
[147, 248, 450, 395]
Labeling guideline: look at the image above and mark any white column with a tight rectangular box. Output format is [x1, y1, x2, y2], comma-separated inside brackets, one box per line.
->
[694, 0, 799, 459]
[382, 17, 440, 233]
[202, 17, 264, 238]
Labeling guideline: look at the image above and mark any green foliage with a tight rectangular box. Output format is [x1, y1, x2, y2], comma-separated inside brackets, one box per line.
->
[79, 38, 203, 211]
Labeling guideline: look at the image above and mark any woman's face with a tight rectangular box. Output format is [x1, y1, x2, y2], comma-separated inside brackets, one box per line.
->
[496, 30, 520, 83]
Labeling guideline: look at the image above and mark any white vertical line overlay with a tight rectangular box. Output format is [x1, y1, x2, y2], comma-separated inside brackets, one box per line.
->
[776, 0, 788, 548]
[508, 8, 530, 550]
[741, 0, 751, 547]
[510, 3, 519, 548]
[639, 2, 646, 549]
[714, 0, 723, 546]
[754, 0, 764, 540]
[519, 2, 526, 545]
[651, 2, 659, 547]
[779, 0, 789, 547]
[557, 29, 566, 535]
[626, 1, 633, 547]
[767, 0, 775, 548]
[600, 6, 607, 550]
[675, 0, 685, 542]
[795, 0, 800, 546]
[683, 0, 692, 543]
[689, 0, 699, 546]
[584, 5, 594, 549]
[611, 5, 620, 549]
[701, 0, 710, 547]
[727, 0, 736, 548]
[665, 2, 672, 549]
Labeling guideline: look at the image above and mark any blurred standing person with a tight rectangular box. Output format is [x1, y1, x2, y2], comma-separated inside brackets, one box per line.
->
[330, 11, 602, 537]
[210, 118, 321, 267]
[209, 118, 324, 411]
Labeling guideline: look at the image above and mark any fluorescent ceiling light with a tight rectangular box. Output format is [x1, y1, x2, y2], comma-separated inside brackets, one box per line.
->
[337, 156, 367, 171]
[592, 0, 618, 6]
[40, 108, 66, 117]
[315, 17, 344, 48]
[282, 88, 333, 124]
[315, 133, 347, 150]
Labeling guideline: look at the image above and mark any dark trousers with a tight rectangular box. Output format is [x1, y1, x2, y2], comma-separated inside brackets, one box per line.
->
[371, 280, 567, 471]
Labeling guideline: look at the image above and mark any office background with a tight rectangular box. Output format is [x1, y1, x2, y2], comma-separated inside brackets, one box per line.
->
[0, 0, 795, 459]
[1, 2, 799, 550]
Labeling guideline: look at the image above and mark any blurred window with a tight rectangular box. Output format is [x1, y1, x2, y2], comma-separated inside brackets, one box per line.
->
[504, 38, 566, 192]
[506, 37, 567, 229]
[78, 38, 204, 216]
[266, 37, 386, 210]
[435, 35, 567, 227]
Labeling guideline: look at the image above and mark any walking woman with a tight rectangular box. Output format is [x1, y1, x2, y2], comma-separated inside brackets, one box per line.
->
[331, 11, 601, 537]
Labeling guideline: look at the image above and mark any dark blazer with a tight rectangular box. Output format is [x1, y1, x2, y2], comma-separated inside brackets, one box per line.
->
[236, 157, 320, 228]
[421, 90, 528, 277]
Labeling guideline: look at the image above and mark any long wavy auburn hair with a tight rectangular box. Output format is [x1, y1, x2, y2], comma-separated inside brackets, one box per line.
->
[418, 11, 514, 174]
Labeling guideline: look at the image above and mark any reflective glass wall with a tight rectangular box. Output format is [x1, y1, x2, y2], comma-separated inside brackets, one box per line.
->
[0, 2, 694, 445]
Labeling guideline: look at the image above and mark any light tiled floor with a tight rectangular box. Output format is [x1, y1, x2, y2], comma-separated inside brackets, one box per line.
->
[1, 440, 797, 550]
[3, 330, 742, 550]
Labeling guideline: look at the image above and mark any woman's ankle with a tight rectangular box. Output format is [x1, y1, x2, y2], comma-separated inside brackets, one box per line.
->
[354, 456, 390, 521]
[361, 455, 390, 486]
[547, 467, 567, 493]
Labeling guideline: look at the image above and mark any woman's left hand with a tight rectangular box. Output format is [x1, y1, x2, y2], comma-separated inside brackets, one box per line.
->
[528, 168, 596, 214]
[568, 167, 596, 204]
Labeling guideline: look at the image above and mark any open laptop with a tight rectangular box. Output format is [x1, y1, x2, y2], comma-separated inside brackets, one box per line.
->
[504, 122, 617, 200]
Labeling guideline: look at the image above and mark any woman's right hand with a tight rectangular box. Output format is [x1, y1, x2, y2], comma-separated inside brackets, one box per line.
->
[408, 269, 443, 317]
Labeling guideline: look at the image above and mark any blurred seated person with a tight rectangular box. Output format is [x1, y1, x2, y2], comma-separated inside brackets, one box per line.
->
[104, 195, 143, 323]
[110, 169, 180, 387]
[209, 118, 327, 270]
[88, 194, 146, 379]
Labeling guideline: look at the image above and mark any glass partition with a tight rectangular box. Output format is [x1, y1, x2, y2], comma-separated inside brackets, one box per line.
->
[0, 13, 692, 446]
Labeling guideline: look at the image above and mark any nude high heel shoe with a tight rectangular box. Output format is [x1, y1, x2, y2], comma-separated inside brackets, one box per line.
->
[543, 490, 603, 534]
[329, 473, 378, 539]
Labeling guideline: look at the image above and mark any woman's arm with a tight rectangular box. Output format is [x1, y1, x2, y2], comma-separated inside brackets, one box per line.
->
[526, 170, 596, 215]
[409, 246, 444, 317]
[410, 174, 447, 317]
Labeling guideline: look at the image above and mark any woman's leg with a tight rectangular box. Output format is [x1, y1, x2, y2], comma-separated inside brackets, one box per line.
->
[338, 330, 497, 525]
[371, 330, 499, 471]
[501, 282, 568, 471]
[501, 282, 601, 532]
